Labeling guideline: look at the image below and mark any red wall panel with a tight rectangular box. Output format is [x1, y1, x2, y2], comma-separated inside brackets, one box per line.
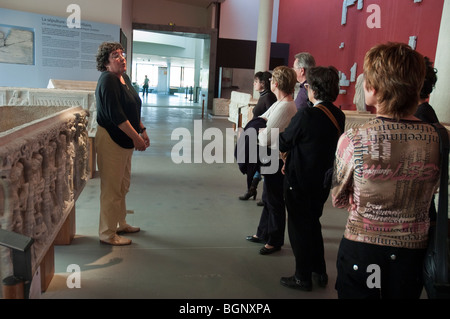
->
[277, 0, 444, 111]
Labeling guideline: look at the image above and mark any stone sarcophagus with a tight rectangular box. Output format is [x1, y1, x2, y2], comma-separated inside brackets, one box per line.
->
[0, 87, 97, 137]
[0, 86, 98, 178]
[0, 104, 89, 297]
[227, 91, 257, 130]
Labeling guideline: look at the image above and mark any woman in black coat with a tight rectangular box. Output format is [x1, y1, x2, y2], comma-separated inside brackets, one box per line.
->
[279, 66, 345, 291]
[238, 71, 277, 201]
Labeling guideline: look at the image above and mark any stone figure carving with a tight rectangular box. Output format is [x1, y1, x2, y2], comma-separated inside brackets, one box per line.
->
[0, 105, 89, 278]
[56, 133, 68, 207]
[8, 90, 28, 106]
[353, 73, 367, 112]
[1, 87, 96, 137]
[10, 161, 27, 234]
[29, 153, 45, 246]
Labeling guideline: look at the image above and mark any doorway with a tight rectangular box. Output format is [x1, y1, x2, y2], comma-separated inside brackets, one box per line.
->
[131, 23, 217, 109]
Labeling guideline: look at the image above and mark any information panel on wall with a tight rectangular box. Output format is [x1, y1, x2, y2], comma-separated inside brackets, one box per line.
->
[0, 8, 119, 88]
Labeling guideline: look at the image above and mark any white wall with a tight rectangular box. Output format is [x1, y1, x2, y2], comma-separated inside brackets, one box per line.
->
[0, 0, 139, 81]
[430, 0, 450, 125]
[0, 7, 119, 88]
[219, 0, 279, 42]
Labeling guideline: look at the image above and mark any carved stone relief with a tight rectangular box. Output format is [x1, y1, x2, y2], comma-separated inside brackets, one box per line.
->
[227, 91, 254, 129]
[0, 87, 97, 137]
[0, 105, 89, 281]
[353, 73, 367, 112]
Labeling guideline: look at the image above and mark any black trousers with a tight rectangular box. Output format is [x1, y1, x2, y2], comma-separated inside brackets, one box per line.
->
[336, 237, 426, 299]
[284, 179, 327, 282]
[255, 160, 285, 247]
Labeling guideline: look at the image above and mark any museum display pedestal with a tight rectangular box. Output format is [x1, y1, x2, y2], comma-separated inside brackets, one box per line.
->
[227, 91, 257, 130]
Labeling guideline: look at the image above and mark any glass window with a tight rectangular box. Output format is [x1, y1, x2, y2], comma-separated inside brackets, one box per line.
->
[184, 67, 195, 88]
[170, 66, 181, 87]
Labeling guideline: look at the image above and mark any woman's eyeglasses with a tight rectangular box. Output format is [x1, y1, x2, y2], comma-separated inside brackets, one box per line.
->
[111, 52, 126, 60]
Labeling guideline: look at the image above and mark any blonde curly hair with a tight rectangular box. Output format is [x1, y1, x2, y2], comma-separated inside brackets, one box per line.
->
[271, 66, 297, 95]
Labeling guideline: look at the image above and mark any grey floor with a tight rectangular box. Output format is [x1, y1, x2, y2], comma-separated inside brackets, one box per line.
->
[41, 93, 350, 300]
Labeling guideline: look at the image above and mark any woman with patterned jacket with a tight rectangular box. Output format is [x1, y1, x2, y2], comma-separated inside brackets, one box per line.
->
[332, 43, 441, 299]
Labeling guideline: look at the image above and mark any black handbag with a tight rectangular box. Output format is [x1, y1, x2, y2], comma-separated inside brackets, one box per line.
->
[423, 122, 450, 299]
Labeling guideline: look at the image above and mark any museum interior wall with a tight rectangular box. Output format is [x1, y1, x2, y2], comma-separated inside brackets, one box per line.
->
[2, 0, 448, 114]
[277, 0, 445, 112]
[0, 0, 123, 25]
[0, 7, 120, 88]
[1, 0, 450, 299]
[430, 0, 450, 124]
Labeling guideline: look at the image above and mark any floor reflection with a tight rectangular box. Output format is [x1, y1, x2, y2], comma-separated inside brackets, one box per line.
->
[140, 92, 202, 108]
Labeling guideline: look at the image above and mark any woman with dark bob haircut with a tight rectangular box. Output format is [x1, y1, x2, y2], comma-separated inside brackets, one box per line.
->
[279, 66, 346, 291]
[94, 41, 150, 246]
[305, 66, 340, 103]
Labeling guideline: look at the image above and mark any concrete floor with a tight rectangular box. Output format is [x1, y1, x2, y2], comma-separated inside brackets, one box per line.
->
[41, 93, 349, 300]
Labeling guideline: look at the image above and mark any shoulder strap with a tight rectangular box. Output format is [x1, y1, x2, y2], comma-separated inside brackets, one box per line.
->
[315, 104, 342, 136]
[430, 122, 449, 285]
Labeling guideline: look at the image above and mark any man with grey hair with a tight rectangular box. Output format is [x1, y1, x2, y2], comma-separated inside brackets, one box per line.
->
[293, 52, 316, 111]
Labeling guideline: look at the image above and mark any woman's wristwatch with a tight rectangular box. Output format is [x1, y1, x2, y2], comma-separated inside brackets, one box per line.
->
[140, 126, 146, 134]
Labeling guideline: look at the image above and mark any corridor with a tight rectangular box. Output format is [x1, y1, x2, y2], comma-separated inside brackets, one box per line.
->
[41, 94, 348, 300]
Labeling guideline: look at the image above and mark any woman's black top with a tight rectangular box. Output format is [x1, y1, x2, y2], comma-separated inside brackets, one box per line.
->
[95, 72, 142, 149]
[415, 102, 439, 124]
[279, 101, 346, 193]
[253, 89, 277, 118]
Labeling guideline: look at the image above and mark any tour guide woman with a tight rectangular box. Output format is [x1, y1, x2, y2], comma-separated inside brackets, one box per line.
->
[95, 42, 150, 246]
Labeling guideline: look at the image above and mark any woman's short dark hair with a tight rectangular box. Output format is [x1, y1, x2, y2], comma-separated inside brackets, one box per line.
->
[96, 42, 124, 72]
[306, 66, 340, 102]
[254, 71, 272, 91]
[420, 57, 438, 99]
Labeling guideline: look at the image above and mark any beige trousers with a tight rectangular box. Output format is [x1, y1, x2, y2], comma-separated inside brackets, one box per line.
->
[95, 126, 134, 241]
